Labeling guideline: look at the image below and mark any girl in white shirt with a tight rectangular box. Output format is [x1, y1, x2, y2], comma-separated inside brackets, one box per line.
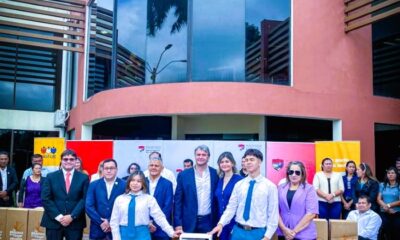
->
[110, 171, 181, 240]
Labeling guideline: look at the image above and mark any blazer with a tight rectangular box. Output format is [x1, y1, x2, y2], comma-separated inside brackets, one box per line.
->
[0, 166, 18, 207]
[85, 177, 126, 239]
[277, 183, 319, 240]
[355, 179, 379, 213]
[174, 166, 219, 232]
[40, 170, 89, 230]
[146, 176, 173, 238]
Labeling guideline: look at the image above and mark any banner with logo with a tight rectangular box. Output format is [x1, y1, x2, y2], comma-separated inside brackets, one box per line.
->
[34, 137, 65, 169]
[315, 141, 361, 173]
[266, 142, 316, 185]
[213, 141, 266, 176]
[113, 140, 164, 178]
[66, 141, 113, 176]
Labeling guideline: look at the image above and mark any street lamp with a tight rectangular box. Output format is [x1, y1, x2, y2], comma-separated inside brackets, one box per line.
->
[145, 44, 187, 84]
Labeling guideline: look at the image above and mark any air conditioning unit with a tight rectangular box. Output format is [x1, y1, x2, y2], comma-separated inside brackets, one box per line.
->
[54, 109, 69, 127]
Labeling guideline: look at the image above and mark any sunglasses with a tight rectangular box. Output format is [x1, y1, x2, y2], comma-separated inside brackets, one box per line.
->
[288, 170, 301, 176]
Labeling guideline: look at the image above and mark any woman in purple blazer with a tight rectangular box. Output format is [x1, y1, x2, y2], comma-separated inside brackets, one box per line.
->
[277, 161, 319, 240]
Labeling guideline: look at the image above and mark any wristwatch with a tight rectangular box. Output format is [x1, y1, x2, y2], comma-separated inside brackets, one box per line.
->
[387, 203, 391, 208]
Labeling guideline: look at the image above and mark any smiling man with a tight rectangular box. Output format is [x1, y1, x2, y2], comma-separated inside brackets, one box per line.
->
[174, 145, 219, 234]
[41, 149, 89, 240]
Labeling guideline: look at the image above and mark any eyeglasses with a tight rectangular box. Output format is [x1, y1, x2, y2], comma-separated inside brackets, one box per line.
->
[62, 158, 76, 162]
[288, 170, 301, 176]
[104, 167, 116, 171]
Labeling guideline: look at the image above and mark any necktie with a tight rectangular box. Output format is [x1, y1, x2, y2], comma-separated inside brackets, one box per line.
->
[243, 180, 256, 221]
[65, 172, 71, 193]
[128, 195, 136, 236]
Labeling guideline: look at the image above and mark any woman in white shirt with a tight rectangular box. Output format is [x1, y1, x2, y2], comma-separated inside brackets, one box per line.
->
[313, 158, 344, 220]
[110, 171, 181, 240]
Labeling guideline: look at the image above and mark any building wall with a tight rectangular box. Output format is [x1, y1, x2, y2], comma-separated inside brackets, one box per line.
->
[69, 0, 400, 170]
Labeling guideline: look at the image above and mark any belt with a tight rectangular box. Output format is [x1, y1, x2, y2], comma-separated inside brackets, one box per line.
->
[196, 214, 211, 220]
[236, 223, 263, 231]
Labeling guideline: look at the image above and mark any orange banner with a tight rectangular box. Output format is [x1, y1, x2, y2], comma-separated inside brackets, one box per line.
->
[315, 141, 360, 173]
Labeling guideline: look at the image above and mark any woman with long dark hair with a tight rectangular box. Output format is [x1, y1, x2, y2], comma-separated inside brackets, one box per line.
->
[355, 162, 379, 213]
[341, 160, 358, 219]
[377, 167, 400, 240]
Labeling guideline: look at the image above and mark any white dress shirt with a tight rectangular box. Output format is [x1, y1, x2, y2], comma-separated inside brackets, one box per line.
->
[346, 209, 382, 240]
[195, 166, 211, 216]
[148, 176, 160, 196]
[110, 191, 174, 240]
[219, 175, 279, 239]
[0, 167, 7, 191]
[313, 171, 344, 202]
[144, 168, 177, 192]
[104, 178, 116, 199]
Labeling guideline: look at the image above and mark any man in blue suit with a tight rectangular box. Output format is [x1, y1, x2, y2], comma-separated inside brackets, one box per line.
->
[41, 149, 89, 240]
[86, 159, 125, 240]
[146, 156, 173, 240]
[174, 145, 219, 233]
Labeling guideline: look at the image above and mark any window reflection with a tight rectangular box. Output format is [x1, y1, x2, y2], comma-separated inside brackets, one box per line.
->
[15, 83, 54, 111]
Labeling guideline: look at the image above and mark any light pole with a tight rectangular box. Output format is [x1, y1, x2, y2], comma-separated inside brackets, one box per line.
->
[145, 44, 187, 84]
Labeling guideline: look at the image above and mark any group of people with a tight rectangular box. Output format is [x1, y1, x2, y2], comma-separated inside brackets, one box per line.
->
[0, 149, 399, 240]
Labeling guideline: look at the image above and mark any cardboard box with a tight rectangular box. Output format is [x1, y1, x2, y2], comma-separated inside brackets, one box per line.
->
[6, 208, 28, 240]
[313, 218, 328, 240]
[82, 214, 90, 240]
[0, 208, 7, 240]
[27, 208, 45, 240]
[329, 219, 357, 240]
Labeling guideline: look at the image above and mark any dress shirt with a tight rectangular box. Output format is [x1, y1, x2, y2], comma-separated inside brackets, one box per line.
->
[22, 166, 51, 180]
[313, 171, 344, 202]
[0, 167, 7, 191]
[347, 209, 382, 240]
[110, 191, 174, 240]
[144, 168, 177, 192]
[194, 166, 211, 216]
[104, 178, 116, 199]
[219, 174, 279, 239]
[148, 176, 160, 196]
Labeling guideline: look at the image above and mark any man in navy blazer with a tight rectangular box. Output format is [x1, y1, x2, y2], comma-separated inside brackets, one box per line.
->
[41, 149, 89, 240]
[174, 145, 219, 233]
[146, 156, 173, 240]
[86, 159, 125, 240]
[0, 151, 18, 207]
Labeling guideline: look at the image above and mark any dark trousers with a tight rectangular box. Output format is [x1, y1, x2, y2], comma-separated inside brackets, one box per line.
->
[380, 212, 400, 240]
[194, 214, 213, 233]
[319, 201, 341, 220]
[152, 236, 170, 240]
[46, 228, 83, 240]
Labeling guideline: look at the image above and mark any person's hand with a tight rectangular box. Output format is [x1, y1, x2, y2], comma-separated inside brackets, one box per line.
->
[100, 218, 111, 232]
[382, 204, 389, 211]
[60, 215, 73, 227]
[208, 224, 223, 237]
[172, 229, 183, 238]
[325, 193, 333, 201]
[175, 226, 183, 231]
[388, 208, 396, 214]
[282, 227, 296, 240]
[0, 191, 6, 198]
[148, 222, 157, 233]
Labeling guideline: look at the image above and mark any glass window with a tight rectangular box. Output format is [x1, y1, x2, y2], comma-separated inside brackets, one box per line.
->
[0, 81, 14, 109]
[15, 83, 54, 111]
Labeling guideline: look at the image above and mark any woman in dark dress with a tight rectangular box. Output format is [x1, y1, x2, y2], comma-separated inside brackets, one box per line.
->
[355, 162, 379, 213]
[18, 163, 43, 208]
[214, 152, 243, 240]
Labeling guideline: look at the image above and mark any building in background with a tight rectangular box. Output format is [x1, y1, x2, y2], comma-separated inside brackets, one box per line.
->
[0, 0, 399, 180]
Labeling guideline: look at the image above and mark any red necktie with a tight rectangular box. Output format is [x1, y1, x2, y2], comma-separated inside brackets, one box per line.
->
[66, 172, 71, 193]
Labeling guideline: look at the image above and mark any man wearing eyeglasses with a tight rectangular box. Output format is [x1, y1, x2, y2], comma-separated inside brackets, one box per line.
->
[209, 149, 279, 240]
[41, 149, 89, 240]
[86, 159, 125, 240]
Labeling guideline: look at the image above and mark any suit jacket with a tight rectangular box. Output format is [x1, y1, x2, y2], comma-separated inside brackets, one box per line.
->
[355, 179, 379, 213]
[0, 166, 18, 207]
[40, 170, 89, 230]
[85, 177, 126, 239]
[146, 176, 173, 238]
[174, 166, 219, 232]
[277, 183, 319, 239]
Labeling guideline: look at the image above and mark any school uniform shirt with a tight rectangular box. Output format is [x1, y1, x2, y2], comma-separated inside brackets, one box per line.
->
[218, 174, 279, 239]
[110, 191, 174, 240]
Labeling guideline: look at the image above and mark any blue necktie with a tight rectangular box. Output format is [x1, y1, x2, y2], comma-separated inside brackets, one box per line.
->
[243, 180, 256, 221]
[128, 195, 136, 235]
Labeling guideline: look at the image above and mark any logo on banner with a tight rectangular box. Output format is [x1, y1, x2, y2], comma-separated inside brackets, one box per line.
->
[272, 159, 284, 171]
[238, 144, 245, 151]
[137, 145, 162, 154]
[40, 146, 57, 159]
[138, 146, 145, 152]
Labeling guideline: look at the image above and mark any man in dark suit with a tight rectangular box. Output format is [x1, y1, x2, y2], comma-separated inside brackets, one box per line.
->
[86, 158, 125, 240]
[41, 149, 89, 240]
[174, 145, 219, 233]
[0, 151, 18, 207]
[146, 156, 173, 240]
